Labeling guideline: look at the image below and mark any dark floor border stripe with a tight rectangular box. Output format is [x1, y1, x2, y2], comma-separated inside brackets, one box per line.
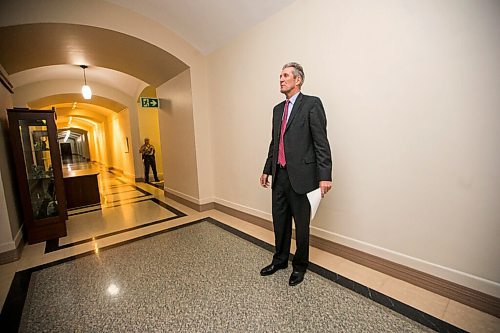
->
[103, 197, 155, 209]
[112, 184, 154, 202]
[68, 185, 154, 218]
[131, 185, 151, 196]
[104, 189, 140, 196]
[150, 198, 185, 217]
[69, 198, 151, 216]
[147, 182, 165, 190]
[67, 203, 101, 212]
[0, 269, 32, 332]
[68, 208, 102, 217]
[106, 183, 134, 189]
[44, 198, 186, 254]
[105, 194, 150, 204]
[2, 217, 466, 333]
[214, 203, 500, 318]
[1, 219, 208, 332]
[44, 239, 59, 253]
[101, 180, 126, 186]
[205, 217, 466, 333]
[54, 215, 183, 251]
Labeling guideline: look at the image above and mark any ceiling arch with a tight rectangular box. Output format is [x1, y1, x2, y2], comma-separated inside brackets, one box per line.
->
[54, 109, 109, 124]
[11, 65, 148, 97]
[0, 23, 189, 87]
[57, 116, 101, 130]
[57, 127, 88, 141]
[28, 93, 126, 113]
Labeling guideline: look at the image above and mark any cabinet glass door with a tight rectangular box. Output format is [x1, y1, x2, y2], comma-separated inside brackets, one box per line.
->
[18, 119, 59, 220]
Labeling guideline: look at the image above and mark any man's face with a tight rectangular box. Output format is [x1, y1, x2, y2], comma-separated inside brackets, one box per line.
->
[145, 139, 150, 145]
[280, 67, 301, 95]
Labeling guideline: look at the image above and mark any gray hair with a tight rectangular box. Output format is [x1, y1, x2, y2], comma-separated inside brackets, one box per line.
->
[282, 62, 305, 86]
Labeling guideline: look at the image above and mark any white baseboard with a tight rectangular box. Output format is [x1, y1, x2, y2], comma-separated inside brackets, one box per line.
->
[310, 226, 500, 298]
[14, 224, 23, 247]
[215, 198, 272, 221]
[213, 197, 500, 298]
[0, 239, 15, 253]
[0, 225, 23, 253]
[123, 171, 136, 180]
[164, 187, 204, 205]
[199, 196, 215, 205]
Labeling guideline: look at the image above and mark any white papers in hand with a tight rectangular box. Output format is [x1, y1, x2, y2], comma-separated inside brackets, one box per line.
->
[307, 188, 322, 221]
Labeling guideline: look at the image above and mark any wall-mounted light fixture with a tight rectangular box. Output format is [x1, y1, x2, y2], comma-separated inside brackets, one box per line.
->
[80, 65, 92, 100]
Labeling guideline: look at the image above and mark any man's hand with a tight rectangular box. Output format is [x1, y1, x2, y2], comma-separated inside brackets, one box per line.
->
[260, 174, 270, 188]
[319, 181, 332, 198]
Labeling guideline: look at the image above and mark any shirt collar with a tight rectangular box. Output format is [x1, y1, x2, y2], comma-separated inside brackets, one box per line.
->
[287, 91, 300, 106]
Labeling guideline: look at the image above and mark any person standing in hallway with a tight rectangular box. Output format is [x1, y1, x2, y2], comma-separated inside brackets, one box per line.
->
[260, 62, 333, 286]
[139, 137, 160, 183]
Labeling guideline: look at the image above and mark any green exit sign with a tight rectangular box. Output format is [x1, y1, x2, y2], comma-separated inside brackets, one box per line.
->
[140, 97, 160, 108]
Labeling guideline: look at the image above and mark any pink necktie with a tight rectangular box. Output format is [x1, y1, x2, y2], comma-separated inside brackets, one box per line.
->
[278, 100, 290, 167]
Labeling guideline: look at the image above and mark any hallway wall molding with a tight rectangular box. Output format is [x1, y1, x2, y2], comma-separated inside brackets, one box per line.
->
[211, 200, 500, 318]
[164, 187, 214, 212]
[108, 166, 136, 181]
[156, 189, 500, 316]
[0, 64, 13, 94]
[0, 226, 23, 264]
[107, 167, 123, 174]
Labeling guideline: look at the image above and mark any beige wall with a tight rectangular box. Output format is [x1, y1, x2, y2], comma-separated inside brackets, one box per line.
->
[207, 0, 500, 296]
[137, 106, 163, 179]
[0, 76, 22, 252]
[91, 123, 108, 166]
[157, 69, 200, 200]
[106, 109, 136, 178]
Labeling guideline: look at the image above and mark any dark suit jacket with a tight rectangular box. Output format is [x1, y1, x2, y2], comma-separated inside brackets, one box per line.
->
[263, 93, 332, 195]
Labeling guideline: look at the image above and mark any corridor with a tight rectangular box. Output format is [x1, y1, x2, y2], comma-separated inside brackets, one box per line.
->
[0, 166, 497, 331]
[1, 1, 499, 332]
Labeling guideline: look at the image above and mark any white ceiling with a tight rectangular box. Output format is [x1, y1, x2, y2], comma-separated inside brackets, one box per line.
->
[104, 0, 297, 54]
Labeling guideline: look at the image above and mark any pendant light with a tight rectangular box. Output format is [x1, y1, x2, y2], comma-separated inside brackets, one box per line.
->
[80, 65, 92, 99]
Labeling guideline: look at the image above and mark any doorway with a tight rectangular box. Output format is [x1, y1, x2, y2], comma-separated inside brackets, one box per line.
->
[60, 142, 72, 163]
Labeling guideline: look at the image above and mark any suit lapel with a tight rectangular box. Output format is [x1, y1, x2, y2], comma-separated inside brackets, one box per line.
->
[285, 93, 303, 132]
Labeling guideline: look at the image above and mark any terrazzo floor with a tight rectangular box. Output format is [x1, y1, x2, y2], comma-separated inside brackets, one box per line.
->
[0, 163, 499, 332]
[20, 222, 432, 332]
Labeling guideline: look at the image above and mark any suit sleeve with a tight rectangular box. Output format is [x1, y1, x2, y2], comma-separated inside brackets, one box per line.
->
[263, 112, 275, 175]
[309, 98, 332, 181]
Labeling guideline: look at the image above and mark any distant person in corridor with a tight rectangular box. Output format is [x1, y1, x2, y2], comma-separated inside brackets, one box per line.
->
[260, 62, 333, 286]
[139, 138, 160, 183]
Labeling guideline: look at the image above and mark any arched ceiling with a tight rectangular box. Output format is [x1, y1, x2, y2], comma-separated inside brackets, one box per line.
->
[57, 116, 101, 130]
[11, 65, 148, 97]
[54, 109, 109, 124]
[57, 127, 87, 142]
[0, 23, 188, 87]
[29, 94, 126, 113]
[0, 0, 299, 123]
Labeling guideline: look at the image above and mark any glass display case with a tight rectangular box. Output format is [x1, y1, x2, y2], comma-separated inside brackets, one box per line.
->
[7, 109, 67, 244]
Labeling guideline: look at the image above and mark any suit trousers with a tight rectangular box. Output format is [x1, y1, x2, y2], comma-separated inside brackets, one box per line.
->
[143, 155, 159, 182]
[272, 167, 311, 272]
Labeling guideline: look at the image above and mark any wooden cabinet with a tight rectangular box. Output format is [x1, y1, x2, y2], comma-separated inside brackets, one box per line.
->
[63, 171, 100, 209]
[7, 109, 67, 244]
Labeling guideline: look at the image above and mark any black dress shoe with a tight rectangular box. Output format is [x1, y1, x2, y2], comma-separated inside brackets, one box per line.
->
[289, 271, 305, 286]
[260, 263, 287, 276]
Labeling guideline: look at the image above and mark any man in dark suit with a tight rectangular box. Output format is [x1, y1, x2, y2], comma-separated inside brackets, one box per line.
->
[260, 62, 333, 286]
